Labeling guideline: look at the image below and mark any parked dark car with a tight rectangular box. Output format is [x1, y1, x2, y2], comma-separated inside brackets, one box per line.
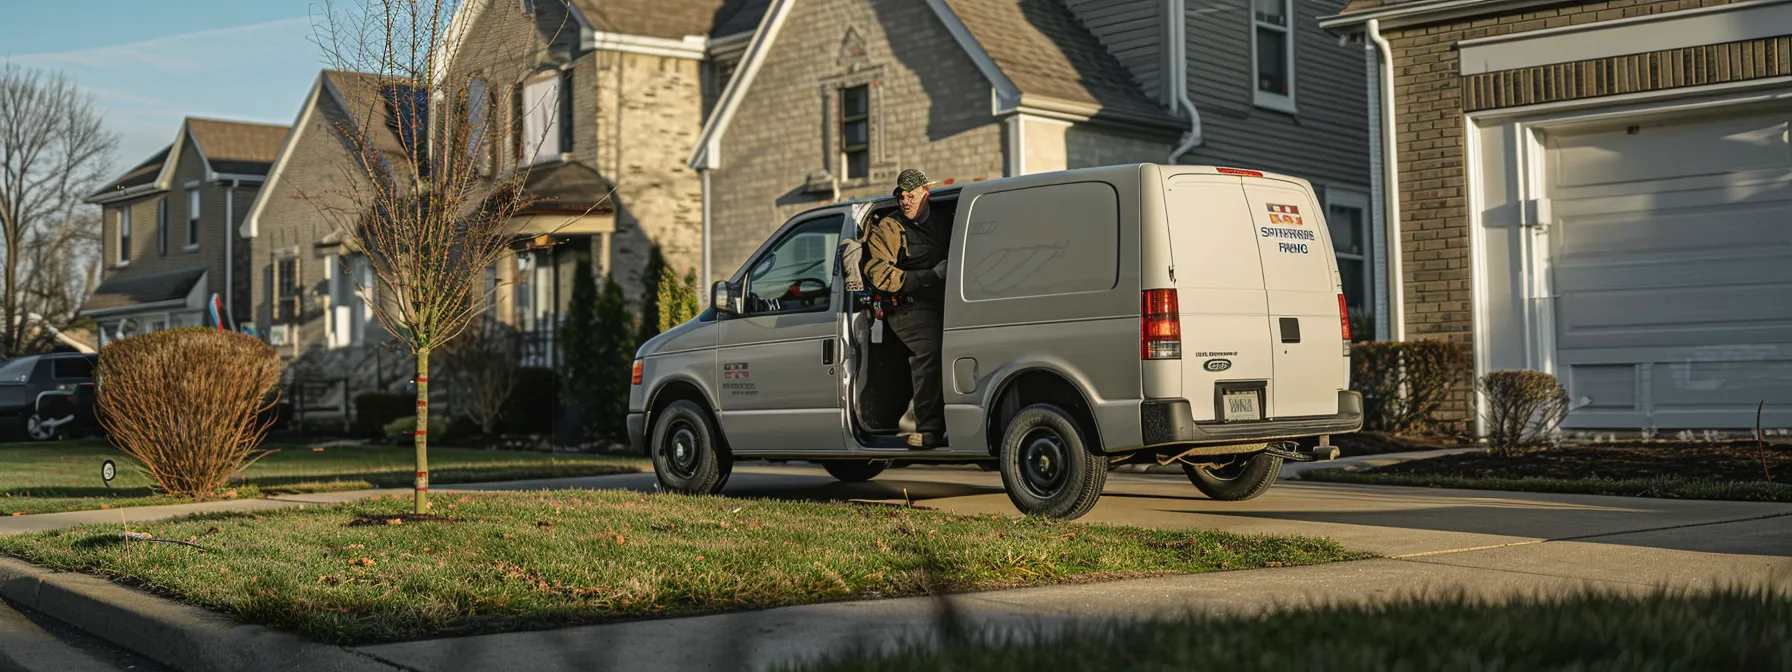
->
[0, 353, 99, 441]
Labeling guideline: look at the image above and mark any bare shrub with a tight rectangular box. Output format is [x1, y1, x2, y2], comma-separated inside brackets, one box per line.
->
[438, 314, 520, 437]
[96, 328, 283, 498]
[1479, 369, 1571, 456]
[1350, 340, 1469, 434]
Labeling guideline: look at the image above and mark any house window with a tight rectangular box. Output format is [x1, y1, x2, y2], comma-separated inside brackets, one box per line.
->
[559, 69, 576, 155]
[118, 207, 132, 264]
[276, 255, 300, 321]
[840, 85, 870, 180]
[186, 188, 201, 248]
[1251, 0, 1295, 112]
[467, 76, 489, 168]
[1326, 188, 1372, 340]
[521, 73, 563, 165]
[157, 197, 168, 256]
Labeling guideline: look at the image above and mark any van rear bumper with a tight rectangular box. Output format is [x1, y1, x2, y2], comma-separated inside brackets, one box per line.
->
[1141, 391, 1363, 446]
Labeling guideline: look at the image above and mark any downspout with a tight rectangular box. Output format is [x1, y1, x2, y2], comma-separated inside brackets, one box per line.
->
[1367, 19, 1405, 341]
[700, 168, 712, 306]
[225, 180, 238, 330]
[1166, 0, 1205, 164]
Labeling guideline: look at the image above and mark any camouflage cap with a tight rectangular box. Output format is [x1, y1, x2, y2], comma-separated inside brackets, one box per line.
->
[893, 168, 929, 197]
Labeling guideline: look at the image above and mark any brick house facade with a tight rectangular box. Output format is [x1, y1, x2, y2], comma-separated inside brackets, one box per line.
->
[1322, 0, 1792, 433]
[81, 118, 287, 343]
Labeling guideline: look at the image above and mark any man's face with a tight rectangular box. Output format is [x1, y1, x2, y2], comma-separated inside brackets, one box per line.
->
[900, 185, 930, 220]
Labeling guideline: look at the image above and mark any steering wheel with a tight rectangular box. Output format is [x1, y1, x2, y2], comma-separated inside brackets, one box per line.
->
[783, 277, 828, 301]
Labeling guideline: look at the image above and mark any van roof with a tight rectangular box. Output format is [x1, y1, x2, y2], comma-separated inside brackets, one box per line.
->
[785, 163, 1308, 220]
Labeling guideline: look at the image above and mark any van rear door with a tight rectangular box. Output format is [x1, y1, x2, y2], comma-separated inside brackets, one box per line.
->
[1239, 179, 1344, 418]
[1162, 174, 1276, 422]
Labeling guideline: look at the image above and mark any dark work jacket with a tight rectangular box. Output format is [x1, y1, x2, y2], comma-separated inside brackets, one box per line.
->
[865, 204, 947, 307]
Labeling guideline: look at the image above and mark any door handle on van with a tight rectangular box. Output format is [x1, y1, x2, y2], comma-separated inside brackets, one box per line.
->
[1279, 317, 1301, 344]
[822, 339, 835, 365]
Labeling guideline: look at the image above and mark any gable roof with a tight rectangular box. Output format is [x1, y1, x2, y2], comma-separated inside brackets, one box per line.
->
[1321, 0, 1567, 31]
[186, 119, 289, 176]
[241, 70, 424, 238]
[85, 118, 290, 204]
[689, 0, 1181, 170]
[941, 0, 1168, 121]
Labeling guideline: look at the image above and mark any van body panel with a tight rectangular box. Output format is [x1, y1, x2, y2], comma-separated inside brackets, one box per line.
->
[946, 318, 1141, 453]
[1239, 179, 1345, 418]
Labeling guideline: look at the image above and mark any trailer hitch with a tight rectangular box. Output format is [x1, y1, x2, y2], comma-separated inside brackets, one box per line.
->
[1261, 440, 1340, 463]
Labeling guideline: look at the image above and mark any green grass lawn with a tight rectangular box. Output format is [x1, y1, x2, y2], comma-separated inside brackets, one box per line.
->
[1299, 470, 1792, 503]
[0, 490, 1369, 644]
[0, 440, 646, 515]
[789, 586, 1790, 671]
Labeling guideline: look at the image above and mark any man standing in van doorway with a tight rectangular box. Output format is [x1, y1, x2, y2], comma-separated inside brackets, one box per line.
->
[865, 168, 948, 449]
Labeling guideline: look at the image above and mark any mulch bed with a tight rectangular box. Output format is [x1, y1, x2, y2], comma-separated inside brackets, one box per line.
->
[1366, 441, 1792, 482]
[1328, 431, 1471, 458]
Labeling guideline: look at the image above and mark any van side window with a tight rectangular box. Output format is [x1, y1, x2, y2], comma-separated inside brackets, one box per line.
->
[53, 357, 95, 379]
[742, 215, 842, 314]
[960, 182, 1120, 301]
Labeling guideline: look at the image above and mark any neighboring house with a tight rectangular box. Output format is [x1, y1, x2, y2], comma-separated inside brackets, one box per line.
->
[80, 118, 289, 342]
[689, 0, 1373, 328]
[239, 71, 421, 411]
[1320, 0, 1792, 433]
[432, 0, 770, 335]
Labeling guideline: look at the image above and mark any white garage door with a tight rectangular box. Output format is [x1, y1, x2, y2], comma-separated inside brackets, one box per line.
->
[1545, 105, 1792, 430]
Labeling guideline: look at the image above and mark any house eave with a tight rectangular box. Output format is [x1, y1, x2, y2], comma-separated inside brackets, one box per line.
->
[80, 299, 188, 319]
[589, 31, 711, 60]
[1318, 0, 1567, 33]
[84, 183, 165, 206]
[1005, 95, 1187, 136]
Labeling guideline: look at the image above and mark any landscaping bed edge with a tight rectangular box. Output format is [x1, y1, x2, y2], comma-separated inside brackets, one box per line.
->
[0, 555, 400, 672]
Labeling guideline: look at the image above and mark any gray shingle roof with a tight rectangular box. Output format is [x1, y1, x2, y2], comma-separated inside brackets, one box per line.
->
[186, 118, 289, 176]
[569, 0, 754, 40]
[79, 266, 207, 314]
[943, 0, 1172, 122]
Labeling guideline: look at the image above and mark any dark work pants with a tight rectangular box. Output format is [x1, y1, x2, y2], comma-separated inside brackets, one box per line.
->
[887, 304, 946, 436]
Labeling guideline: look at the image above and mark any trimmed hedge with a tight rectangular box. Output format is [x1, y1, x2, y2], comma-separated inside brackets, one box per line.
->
[1350, 340, 1469, 434]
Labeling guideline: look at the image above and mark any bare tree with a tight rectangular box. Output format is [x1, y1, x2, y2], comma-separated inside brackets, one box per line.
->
[439, 312, 521, 438]
[0, 63, 117, 354]
[309, 0, 595, 513]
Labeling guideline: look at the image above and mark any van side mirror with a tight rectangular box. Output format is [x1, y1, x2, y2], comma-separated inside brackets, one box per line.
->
[711, 281, 739, 315]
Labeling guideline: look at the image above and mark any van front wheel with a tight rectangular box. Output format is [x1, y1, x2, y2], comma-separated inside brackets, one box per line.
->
[1183, 451, 1282, 501]
[998, 404, 1106, 520]
[651, 400, 728, 495]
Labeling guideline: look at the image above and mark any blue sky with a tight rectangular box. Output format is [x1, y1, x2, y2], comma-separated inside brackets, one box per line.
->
[2, 0, 332, 172]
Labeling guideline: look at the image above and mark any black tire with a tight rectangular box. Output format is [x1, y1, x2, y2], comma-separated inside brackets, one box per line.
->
[997, 404, 1106, 520]
[24, 414, 58, 442]
[650, 400, 728, 495]
[822, 460, 886, 482]
[1183, 451, 1283, 501]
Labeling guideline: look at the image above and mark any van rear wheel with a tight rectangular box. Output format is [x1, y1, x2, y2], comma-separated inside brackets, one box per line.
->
[822, 460, 886, 482]
[997, 404, 1106, 520]
[651, 400, 728, 495]
[1183, 451, 1282, 501]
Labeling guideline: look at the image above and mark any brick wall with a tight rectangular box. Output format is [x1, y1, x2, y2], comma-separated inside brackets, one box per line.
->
[97, 133, 247, 326]
[1378, 0, 1757, 430]
[708, 0, 1006, 284]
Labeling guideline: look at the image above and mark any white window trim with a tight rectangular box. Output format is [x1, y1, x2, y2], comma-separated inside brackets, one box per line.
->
[1250, 0, 1297, 114]
[521, 72, 563, 166]
[186, 188, 202, 250]
[117, 207, 132, 266]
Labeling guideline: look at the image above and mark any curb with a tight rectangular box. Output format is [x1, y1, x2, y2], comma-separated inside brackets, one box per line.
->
[0, 556, 399, 672]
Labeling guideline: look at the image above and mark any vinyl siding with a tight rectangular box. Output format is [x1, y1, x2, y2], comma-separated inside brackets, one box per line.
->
[1065, 0, 1171, 107]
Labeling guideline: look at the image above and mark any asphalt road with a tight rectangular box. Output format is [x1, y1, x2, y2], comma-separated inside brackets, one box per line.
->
[0, 596, 171, 672]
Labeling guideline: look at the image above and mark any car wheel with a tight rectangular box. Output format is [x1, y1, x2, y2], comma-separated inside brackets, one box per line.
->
[1182, 451, 1283, 501]
[822, 460, 886, 482]
[650, 400, 728, 495]
[997, 404, 1106, 520]
[25, 414, 58, 442]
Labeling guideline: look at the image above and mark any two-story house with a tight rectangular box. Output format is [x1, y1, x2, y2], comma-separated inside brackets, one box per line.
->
[691, 0, 1377, 335]
[81, 118, 289, 342]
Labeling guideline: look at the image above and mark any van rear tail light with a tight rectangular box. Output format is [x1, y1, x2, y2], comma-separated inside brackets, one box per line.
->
[1216, 167, 1265, 178]
[1141, 289, 1181, 360]
[631, 359, 643, 385]
[1338, 294, 1352, 342]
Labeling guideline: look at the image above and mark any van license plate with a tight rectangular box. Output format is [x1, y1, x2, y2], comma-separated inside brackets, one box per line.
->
[1223, 391, 1261, 422]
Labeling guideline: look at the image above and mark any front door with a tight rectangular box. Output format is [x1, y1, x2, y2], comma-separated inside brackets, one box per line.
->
[716, 213, 847, 453]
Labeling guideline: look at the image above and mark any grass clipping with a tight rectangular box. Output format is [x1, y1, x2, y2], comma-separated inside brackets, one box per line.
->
[0, 490, 1367, 644]
[97, 327, 282, 498]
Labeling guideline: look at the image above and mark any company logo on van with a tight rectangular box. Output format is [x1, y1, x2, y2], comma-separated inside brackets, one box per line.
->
[1203, 358, 1232, 372]
[1266, 204, 1304, 226]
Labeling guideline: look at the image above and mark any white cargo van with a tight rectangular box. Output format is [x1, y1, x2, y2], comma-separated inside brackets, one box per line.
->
[627, 163, 1362, 519]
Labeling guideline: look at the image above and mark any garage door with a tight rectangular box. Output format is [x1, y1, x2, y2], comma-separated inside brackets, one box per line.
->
[1545, 104, 1792, 430]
